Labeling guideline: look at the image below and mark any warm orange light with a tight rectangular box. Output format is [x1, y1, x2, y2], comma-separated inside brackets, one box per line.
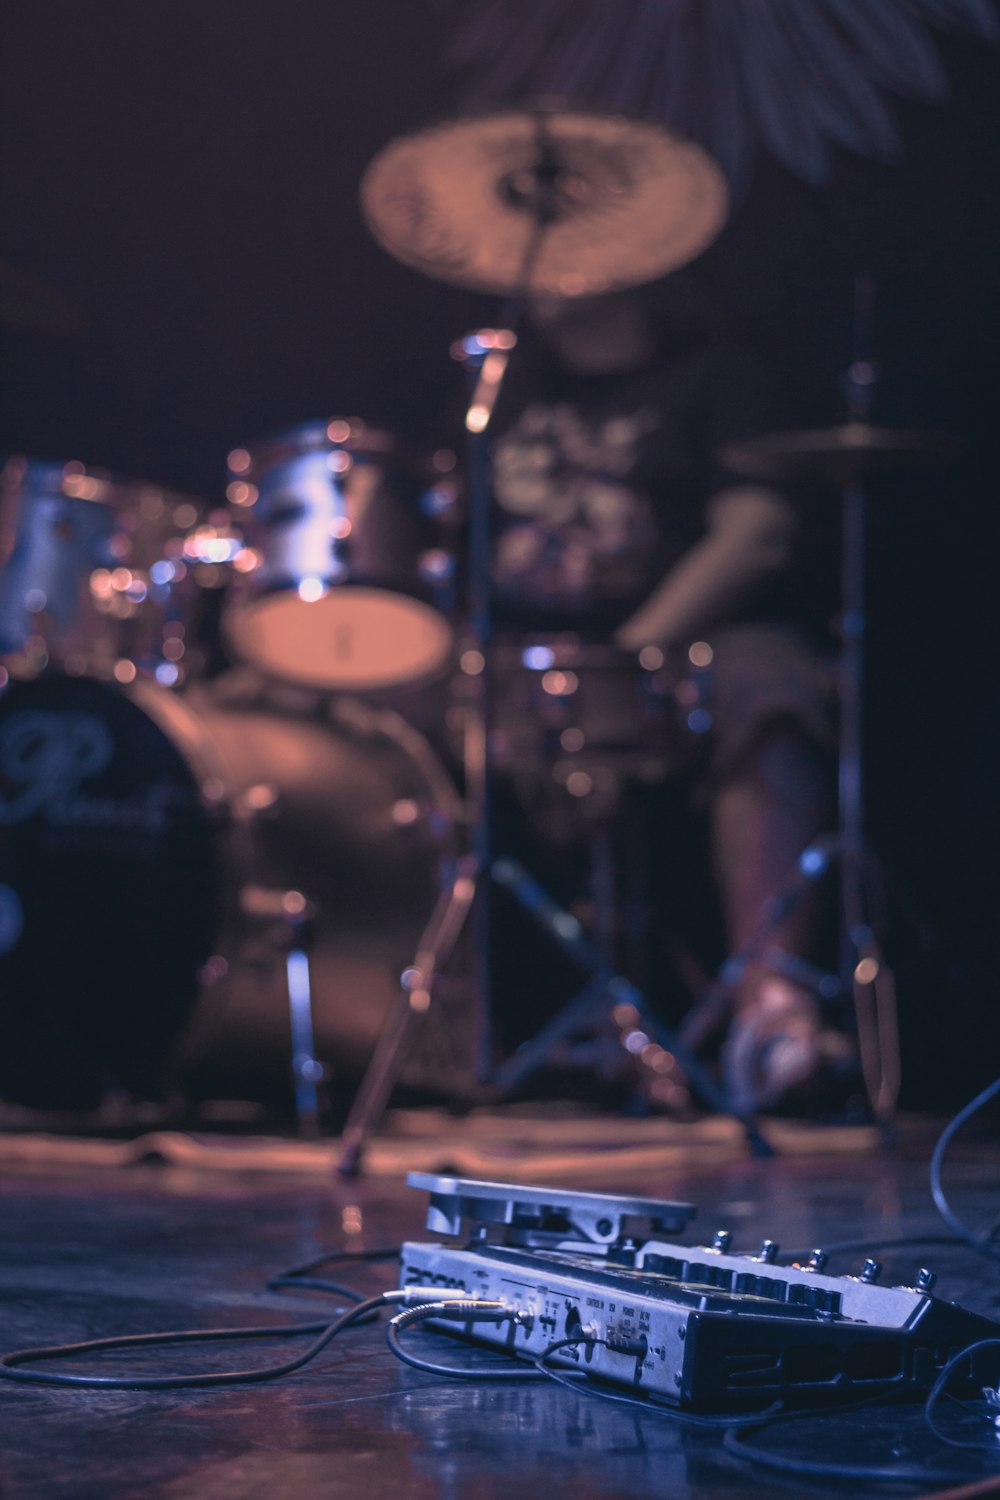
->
[392, 799, 421, 826]
[327, 419, 352, 443]
[460, 649, 485, 676]
[639, 645, 664, 671]
[113, 659, 137, 684]
[341, 1204, 364, 1236]
[566, 770, 592, 797]
[688, 640, 714, 668]
[64, 474, 101, 501]
[542, 669, 578, 696]
[228, 448, 252, 474]
[855, 957, 880, 985]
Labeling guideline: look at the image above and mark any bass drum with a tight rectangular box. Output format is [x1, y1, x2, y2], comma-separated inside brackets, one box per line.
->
[0, 671, 459, 1110]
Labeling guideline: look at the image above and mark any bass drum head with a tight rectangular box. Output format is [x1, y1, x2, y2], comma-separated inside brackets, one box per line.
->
[225, 587, 453, 691]
[165, 678, 463, 1110]
[0, 674, 216, 1107]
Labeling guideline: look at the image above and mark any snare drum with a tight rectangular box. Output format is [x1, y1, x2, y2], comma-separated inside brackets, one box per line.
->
[486, 636, 689, 785]
[223, 419, 454, 691]
[0, 457, 231, 684]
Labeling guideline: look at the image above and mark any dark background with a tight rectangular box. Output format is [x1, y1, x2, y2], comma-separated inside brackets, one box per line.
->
[1, 1, 997, 1104]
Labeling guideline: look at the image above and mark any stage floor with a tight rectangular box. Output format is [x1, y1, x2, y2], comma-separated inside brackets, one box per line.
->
[1, 1109, 999, 1499]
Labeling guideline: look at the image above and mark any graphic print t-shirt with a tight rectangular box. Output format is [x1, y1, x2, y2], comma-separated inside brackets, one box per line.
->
[490, 344, 787, 634]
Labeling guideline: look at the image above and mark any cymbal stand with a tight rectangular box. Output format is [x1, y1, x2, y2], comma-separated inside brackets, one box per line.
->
[680, 277, 902, 1125]
[832, 367, 901, 1126]
[336, 855, 476, 1176]
[336, 117, 767, 1167]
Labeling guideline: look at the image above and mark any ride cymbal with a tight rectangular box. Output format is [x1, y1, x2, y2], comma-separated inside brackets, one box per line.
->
[360, 106, 728, 298]
[722, 423, 960, 485]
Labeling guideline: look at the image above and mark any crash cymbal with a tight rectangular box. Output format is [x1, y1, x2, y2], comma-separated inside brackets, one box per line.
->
[0, 260, 84, 335]
[722, 423, 960, 485]
[360, 106, 728, 298]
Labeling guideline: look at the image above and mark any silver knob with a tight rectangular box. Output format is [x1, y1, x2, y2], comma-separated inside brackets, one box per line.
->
[711, 1230, 732, 1253]
[757, 1239, 779, 1264]
[916, 1267, 937, 1293]
[806, 1249, 829, 1272]
[859, 1258, 882, 1283]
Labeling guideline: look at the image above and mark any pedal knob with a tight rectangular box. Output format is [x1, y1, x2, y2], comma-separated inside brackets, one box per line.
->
[711, 1230, 732, 1253]
[859, 1259, 882, 1283]
[757, 1239, 779, 1264]
[806, 1249, 829, 1272]
[916, 1267, 937, 1293]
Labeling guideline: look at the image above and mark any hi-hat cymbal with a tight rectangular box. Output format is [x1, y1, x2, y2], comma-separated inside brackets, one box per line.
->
[360, 106, 728, 298]
[722, 423, 960, 485]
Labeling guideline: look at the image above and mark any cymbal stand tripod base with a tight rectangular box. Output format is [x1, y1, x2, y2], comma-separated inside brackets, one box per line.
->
[489, 848, 774, 1157]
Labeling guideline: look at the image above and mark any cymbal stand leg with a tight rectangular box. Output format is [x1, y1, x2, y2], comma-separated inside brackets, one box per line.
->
[286, 934, 321, 1140]
[336, 856, 477, 1177]
[838, 475, 900, 1127]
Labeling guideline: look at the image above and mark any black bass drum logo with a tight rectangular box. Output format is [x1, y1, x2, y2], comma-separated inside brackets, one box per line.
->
[0, 710, 114, 826]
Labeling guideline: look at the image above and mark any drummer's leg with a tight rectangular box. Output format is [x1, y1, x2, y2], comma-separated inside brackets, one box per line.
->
[700, 623, 844, 1111]
[710, 722, 830, 975]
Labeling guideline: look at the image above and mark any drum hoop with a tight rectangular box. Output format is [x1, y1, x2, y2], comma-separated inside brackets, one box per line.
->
[232, 420, 399, 482]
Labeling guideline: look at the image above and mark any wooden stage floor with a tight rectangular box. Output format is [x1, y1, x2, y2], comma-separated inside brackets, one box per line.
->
[1, 1108, 999, 1500]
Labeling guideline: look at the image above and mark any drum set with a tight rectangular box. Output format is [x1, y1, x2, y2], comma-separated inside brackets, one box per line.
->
[0, 103, 941, 1138]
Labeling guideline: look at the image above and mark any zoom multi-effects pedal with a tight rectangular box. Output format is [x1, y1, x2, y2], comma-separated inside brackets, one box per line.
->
[399, 1173, 999, 1411]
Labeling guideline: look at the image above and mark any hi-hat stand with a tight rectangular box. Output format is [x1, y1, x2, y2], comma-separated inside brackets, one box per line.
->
[337, 313, 772, 1172]
[687, 277, 957, 1127]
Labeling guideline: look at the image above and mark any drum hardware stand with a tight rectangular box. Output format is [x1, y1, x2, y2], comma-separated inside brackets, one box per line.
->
[336, 854, 477, 1176]
[674, 837, 846, 1057]
[239, 885, 324, 1138]
[488, 845, 774, 1156]
[343, 111, 749, 1164]
[698, 275, 911, 1128]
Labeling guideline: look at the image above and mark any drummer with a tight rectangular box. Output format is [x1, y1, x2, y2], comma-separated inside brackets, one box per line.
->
[488, 269, 847, 1114]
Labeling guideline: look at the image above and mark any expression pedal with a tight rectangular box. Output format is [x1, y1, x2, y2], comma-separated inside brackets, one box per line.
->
[400, 1173, 999, 1411]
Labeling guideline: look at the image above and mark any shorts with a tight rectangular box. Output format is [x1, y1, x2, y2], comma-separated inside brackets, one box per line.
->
[690, 621, 836, 784]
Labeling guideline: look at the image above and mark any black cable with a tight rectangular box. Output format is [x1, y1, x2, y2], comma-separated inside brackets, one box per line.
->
[931, 1077, 1000, 1263]
[783, 1234, 960, 1264]
[0, 1292, 387, 1390]
[924, 1339, 1000, 1453]
[273, 1246, 400, 1280]
[722, 1387, 989, 1486]
[385, 1302, 538, 1381]
[264, 1244, 402, 1303]
[266, 1275, 367, 1302]
[722, 1424, 978, 1486]
[531, 1337, 787, 1425]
